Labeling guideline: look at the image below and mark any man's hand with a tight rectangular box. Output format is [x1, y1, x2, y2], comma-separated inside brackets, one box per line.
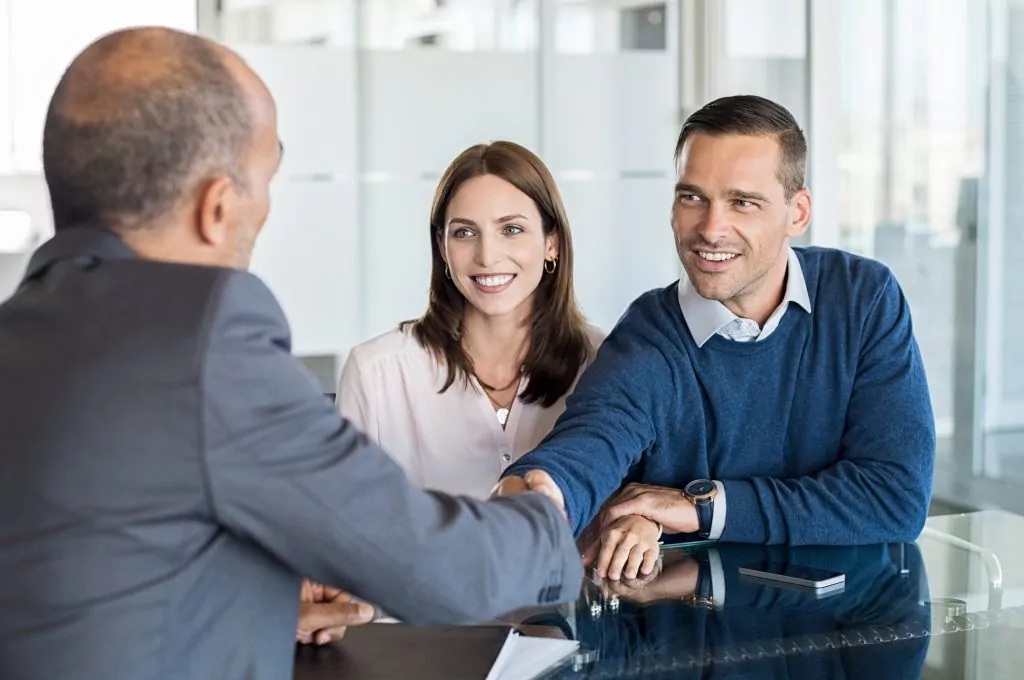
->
[492, 470, 567, 519]
[296, 580, 375, 645]
[597, 554, 700, 605]
[600, 483, 698, 535]
[582, 515, 662, 581]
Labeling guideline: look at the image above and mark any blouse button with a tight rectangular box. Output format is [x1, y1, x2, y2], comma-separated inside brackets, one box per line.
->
[501, 453, 511, 462]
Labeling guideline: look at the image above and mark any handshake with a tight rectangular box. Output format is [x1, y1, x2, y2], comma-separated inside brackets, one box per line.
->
[491, 469, 568, 515]
[298, 471, 698, 646]
[492, 470, 665, 583]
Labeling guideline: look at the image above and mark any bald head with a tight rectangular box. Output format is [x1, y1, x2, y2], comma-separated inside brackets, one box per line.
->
[43, 27, 256, 234]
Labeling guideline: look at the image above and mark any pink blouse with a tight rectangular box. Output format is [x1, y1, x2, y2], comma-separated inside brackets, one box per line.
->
[336, 326, 605, 499]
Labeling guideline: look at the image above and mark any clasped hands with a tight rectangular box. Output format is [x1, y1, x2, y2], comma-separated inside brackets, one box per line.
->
[492, 473, 700, 582]
[296, 476, 701, 646]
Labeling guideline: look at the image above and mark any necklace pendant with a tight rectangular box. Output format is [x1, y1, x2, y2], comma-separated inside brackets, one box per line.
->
[496, 407, 510, 426]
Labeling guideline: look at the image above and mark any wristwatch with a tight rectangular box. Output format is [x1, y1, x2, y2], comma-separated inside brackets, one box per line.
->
[680, 551, 715, 609]
[683, 479, 717, 539]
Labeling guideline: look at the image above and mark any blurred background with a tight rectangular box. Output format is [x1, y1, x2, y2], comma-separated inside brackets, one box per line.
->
[0, 0, 1020, 514]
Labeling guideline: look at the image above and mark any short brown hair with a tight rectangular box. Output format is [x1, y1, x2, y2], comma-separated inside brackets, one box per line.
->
[403, 141, 591, 407]
[674, 94, 806, 200]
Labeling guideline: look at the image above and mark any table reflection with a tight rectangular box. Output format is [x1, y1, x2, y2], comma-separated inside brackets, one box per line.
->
[527, 543, 931, 678]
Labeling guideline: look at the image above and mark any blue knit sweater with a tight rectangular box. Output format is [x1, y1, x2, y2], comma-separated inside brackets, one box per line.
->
[505, 247, 935, 544]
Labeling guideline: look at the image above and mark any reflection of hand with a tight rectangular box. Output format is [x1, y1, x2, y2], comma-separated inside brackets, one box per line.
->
[597, 555, 700, 605]
[296, 580, 375, 645]
[491, 470, 567, 519]
[600, 483, 698, 535]
[582, 515, 662, 581]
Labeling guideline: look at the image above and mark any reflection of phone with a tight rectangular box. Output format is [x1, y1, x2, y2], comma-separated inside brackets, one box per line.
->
[738, 561, 845, 589]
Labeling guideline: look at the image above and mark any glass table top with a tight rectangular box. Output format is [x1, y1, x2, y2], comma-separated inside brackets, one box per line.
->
[517, 510, 1024, 679]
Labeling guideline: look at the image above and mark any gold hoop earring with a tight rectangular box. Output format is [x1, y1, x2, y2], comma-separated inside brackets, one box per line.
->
[544, 258, 557, 274]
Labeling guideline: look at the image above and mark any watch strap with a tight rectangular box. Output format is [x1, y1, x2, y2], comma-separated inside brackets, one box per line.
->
[696, 554, 713, 600]
[682, 552, 715, 609]
[695, 496, 714, 539]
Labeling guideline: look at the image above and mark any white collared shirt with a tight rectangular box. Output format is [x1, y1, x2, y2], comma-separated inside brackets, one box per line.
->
[676, 247, 812, 539]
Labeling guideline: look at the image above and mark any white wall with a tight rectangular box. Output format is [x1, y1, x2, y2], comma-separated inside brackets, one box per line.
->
[233, 45, 361, 358]
[4, 0, 198, 173]
[0, 175, 50, 299]
[0, 0, 198, 300]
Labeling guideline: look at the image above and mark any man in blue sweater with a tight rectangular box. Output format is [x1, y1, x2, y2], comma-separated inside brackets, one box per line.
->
[498, 95, 935, 578]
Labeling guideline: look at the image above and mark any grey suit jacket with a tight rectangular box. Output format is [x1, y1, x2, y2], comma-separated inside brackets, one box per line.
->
[0, 228, 582, 680]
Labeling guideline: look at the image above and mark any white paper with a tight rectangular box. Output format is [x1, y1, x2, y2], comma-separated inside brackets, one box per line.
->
[486, 632, 579, 680]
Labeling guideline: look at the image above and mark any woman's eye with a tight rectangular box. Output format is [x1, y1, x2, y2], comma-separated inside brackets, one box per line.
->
[452, 228, 474, 239]
[504, 225, 523, 235]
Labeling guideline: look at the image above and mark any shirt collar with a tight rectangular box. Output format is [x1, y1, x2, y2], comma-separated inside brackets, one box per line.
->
[677, 247, 811, 348]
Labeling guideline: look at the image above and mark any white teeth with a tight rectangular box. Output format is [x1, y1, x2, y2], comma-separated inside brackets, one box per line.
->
[474, 275, 514, 287]
[698, 252, 738, 262]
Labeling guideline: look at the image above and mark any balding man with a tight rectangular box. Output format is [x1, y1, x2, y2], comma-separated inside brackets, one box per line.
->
[0, 27, 581, 680]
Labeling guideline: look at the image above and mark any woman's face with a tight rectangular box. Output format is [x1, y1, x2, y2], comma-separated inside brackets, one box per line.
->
[442, 173, 558, 321]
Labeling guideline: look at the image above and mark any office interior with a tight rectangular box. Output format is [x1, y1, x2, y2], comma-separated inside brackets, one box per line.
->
[0, 0, 1021, 520]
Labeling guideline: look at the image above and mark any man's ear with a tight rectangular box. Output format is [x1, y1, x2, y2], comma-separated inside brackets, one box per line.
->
[196, 176, 238, 246]
[786, 187, 812, 239]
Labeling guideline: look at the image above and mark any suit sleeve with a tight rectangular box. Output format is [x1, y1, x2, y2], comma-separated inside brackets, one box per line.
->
[721, 271, 936, 544]
[199, 272, 583, 625]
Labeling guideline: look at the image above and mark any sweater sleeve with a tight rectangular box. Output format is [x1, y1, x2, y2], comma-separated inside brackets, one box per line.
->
[503, 297, 674, 536]
[721, 271, 936, 545]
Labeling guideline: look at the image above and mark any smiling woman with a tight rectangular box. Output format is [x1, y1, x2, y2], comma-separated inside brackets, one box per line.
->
[440, 173, 553, 327]
[334, 141, 604, 500]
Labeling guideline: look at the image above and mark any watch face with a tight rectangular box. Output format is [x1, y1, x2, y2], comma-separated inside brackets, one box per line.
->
[686, 479, 716, 498]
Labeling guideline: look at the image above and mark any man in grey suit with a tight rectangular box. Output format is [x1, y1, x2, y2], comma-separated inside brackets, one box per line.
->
[0, 27, 582, 680]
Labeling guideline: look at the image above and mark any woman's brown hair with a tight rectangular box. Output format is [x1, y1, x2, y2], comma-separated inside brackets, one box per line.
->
[401, 141, 591, 407]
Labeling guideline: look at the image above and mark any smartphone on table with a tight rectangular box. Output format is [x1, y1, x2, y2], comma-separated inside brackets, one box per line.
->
[738, 561, 845, 592]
